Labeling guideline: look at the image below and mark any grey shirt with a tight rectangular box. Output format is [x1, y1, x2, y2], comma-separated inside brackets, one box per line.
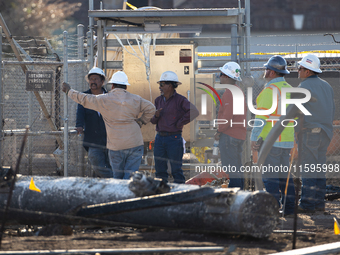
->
[298, 75, 335, 140]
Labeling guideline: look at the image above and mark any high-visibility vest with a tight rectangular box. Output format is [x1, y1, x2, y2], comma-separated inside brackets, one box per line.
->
[255, 80, 295, 143]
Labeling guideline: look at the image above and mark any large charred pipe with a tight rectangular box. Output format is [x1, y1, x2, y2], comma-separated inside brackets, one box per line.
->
[0, 176, 279, 238]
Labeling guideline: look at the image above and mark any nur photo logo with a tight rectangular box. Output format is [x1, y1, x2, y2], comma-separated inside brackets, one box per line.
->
[197, 82, 312, 128]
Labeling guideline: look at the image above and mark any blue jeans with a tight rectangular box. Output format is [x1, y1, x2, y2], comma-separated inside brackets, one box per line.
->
[262, 147, 295, 215]
[88, 147, 112, 178]
[154, 134, 185, 183]
[299, 129, 330, 211]
[108, 145, 144, 179]
[219, 133, 244, 189]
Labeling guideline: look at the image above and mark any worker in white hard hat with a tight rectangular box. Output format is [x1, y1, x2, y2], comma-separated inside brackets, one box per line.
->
[76, 67, 111, 178]
[214, 62, 246, 189]
[250, 55, 296, 216]
[150, 71, 199, 183]
[296, 54, 335, 213]
[62, 71, 156, 179]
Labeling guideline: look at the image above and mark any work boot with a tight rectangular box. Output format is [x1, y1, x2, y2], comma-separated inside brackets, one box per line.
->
[297, 206, 315, 213]
[315, 207, 325, 212]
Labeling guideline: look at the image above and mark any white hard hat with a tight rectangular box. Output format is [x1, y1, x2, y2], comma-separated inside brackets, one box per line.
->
[298, 54, 322, 73]
[157, 71, 182, 85]
[85, 67, 107, 83]
[108, 71, 130, 86]
[219, 62, 242, 81]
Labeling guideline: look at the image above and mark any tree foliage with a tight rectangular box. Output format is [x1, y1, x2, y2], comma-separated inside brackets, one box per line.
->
[0, 0, 84, 37]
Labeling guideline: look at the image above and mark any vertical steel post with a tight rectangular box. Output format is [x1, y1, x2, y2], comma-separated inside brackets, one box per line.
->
[0, 26, 2, 165]
[238, 15, 245, 70]
[89, 0, 94, 68]
[77, 24, 85, 177]
[104, 27, 107, 77]
[21, 45, 35, 176]
[245, 0, 251, 76]
[97, 20, 104, 69]
[77, 24, 84, 61]
[28, 87, 33, 175]
[244, 0, 252, 190]
[86, 31, 91, 69]
[231, 24, 238, 62]
[191, 46, 199, 144]
[78, 25, 87, 92]
[63, 31, 69, 177]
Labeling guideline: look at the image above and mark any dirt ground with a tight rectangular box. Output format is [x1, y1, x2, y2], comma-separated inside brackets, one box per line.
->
[1, 200, 340, 254]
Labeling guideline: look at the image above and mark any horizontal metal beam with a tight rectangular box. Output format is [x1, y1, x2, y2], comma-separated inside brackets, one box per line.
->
[198, 59, 231, 68]
[250, 65, 340, 71]
[105, 60, 123, 69]
[106, 37, 234, 47]
[1, 60, 88, 65]
[105, 25, 202, 34]
[89, 8, 243, 25]
[197, 68, 220, 73]
[3, 129, 77, 136]
[239, 58, 265, 62]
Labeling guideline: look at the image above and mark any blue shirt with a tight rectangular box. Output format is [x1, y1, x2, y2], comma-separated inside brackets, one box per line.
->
[76, 88, 107, 151]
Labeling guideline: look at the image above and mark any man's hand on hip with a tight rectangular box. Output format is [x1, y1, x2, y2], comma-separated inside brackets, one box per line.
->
[135, 118, 144, 128]
[214, 132, 221, 141]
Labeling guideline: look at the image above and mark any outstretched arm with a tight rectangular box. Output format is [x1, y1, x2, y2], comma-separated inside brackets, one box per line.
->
[62, 82, 71, 94]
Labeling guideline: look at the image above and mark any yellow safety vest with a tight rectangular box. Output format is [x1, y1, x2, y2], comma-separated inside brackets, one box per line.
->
[256, 80, 295, 143]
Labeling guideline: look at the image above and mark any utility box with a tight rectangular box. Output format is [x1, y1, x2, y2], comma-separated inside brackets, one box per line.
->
[123, 44, 195, 143]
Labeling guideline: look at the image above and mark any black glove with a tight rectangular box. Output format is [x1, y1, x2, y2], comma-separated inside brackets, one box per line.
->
[135, 118, 144, 128]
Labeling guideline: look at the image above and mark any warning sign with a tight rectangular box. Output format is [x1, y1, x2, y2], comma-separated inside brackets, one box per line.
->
[26, 70, 54, 91]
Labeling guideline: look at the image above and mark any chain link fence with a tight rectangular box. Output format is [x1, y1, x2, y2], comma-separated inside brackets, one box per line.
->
[1, 30, 89, 177]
